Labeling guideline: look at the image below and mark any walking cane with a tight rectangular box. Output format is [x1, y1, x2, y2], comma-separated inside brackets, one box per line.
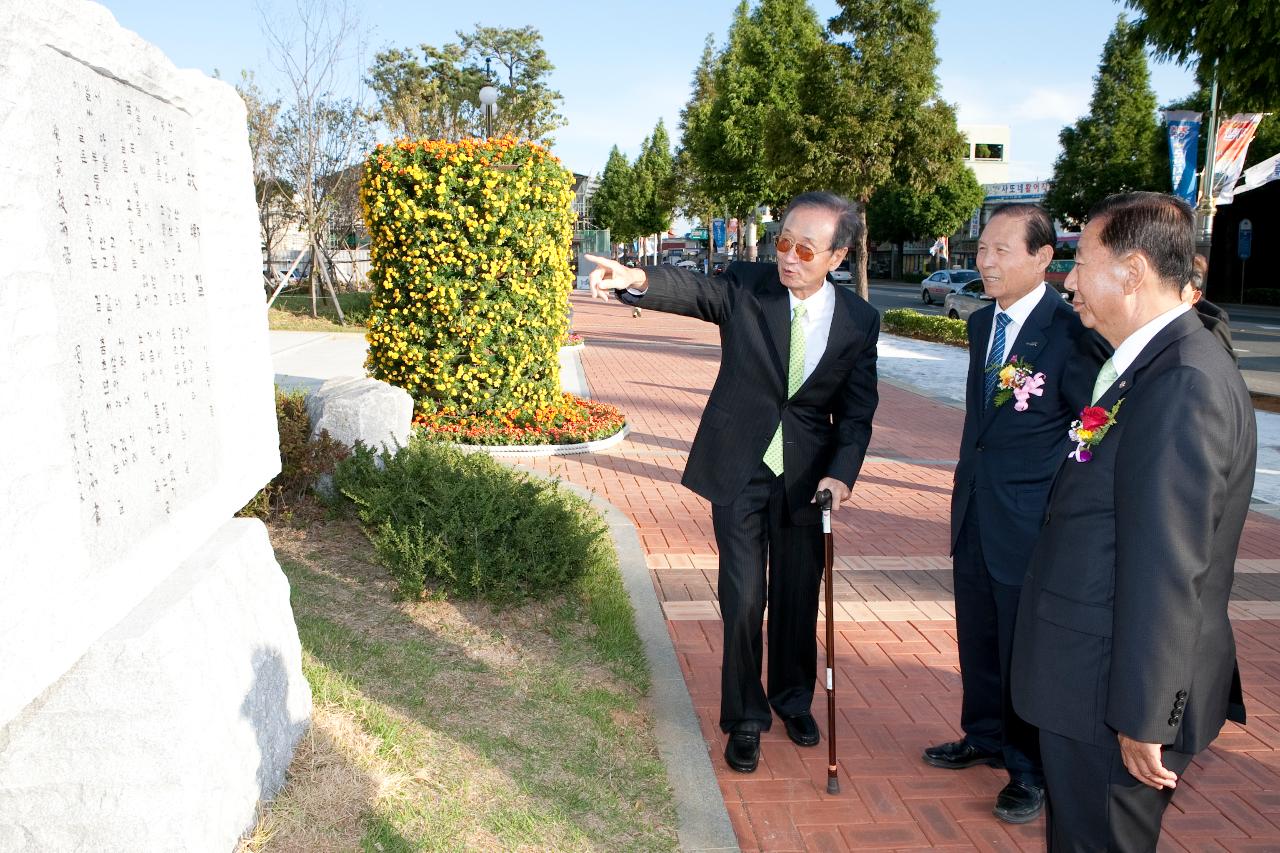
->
[815, 488, 840, 794]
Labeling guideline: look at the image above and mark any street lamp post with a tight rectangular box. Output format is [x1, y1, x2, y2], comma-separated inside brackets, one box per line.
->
[478, 57, 498, 140]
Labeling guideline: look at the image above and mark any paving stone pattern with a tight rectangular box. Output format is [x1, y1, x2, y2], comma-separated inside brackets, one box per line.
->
[517, 293, 1280, 851]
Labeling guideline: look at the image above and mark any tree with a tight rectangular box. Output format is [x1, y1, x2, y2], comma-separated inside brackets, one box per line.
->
[868, 155, 984, 278]
[632, 120, 677, 262]
[1126, 0, 1280, 110]
[591, 146, 640, 247]
[260, 0, 370, 318]
[365, 26, 565, 144]
[365, 43, 478, 140]
[1044, 18, 1162, 228]
[232, 71, 294, 282]
[802, 0, 965, 297]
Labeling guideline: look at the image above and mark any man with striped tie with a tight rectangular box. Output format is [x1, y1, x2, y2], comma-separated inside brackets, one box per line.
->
[586, 192, 880, 773]
[923, 204, 1106, 823]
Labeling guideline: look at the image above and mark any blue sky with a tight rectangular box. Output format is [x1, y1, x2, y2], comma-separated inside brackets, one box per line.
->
[103, 0, 1196, 182]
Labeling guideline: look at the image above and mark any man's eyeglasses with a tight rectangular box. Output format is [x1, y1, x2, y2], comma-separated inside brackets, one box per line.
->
[774, 236, 834, 263]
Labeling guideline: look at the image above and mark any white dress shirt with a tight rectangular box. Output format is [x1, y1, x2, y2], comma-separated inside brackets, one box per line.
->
[985, 282, 1047, 364]
[790, 281, 836, 384]
[1108, 302, 1192, 379]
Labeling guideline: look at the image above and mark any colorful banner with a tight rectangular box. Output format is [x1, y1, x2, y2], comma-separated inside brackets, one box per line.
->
[1163, 110, 1201, 205]
[1211, 113, 1265, 205]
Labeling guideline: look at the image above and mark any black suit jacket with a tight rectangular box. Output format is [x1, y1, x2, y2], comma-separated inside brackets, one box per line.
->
[950, 290, 1106, 584]
[1011, 310, 1255, 751]
[622, 263, 879, 520]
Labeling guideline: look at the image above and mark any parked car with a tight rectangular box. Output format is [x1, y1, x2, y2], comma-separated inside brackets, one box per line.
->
[829, 260, 853, 285]
[921, 269, 982, 304]
[943, 278, 992, 320]
[711, 260, 728, 276]
[1045, 258, 1076, 299]
[675, 258, 699, 269]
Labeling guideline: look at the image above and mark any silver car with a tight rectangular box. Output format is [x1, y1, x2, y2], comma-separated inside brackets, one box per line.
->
[943, 279, 993, 320]
[921, 269, 982, 304]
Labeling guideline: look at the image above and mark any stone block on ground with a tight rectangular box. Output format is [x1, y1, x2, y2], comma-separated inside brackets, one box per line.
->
[0, 519, 311, 852]
[305, 375, 413, 454]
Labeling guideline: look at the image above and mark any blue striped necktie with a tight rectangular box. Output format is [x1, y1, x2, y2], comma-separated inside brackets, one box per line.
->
[983, 313, 1012, 405]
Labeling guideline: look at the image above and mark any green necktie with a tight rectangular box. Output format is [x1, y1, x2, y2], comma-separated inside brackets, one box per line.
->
[1091, 358, 1118, 405]
[763, 303, 807, 475]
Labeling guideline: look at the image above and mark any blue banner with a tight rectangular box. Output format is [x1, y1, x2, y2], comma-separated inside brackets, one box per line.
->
[712, 218, 726, 250]
[1164, 110, 1202, 205]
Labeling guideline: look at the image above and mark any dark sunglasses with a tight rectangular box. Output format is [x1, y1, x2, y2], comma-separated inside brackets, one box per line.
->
[774, 236, 834, 263]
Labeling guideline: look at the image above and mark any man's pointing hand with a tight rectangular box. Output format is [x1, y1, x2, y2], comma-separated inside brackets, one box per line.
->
[584, 253, 647, 301]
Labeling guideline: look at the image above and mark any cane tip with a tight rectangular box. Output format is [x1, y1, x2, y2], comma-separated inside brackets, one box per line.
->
[826, 777, 840, 795]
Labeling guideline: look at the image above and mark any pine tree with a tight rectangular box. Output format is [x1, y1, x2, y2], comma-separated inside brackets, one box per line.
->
[1045, 18, 1162, 228]
[633, 120, 677, 242]
[591, 146, 640, 246]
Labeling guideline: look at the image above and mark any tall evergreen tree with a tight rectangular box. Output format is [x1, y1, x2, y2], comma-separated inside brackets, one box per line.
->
[591, 146, 640, 246]
[632, 120, 678, 251]
[1044, 18, 1162, 228]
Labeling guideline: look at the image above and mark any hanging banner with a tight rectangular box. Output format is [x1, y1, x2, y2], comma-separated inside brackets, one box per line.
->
[1211, 113, 1265, 205]
[1235, 152, 1280, 196]
[1163, 110, 1201, 205]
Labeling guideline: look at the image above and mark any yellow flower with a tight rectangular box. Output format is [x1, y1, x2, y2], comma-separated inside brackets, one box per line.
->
[1076, 428, 1095, 442]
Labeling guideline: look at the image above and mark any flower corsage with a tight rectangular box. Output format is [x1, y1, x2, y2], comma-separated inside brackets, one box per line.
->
[1067, 399, 1123, 462]
[988, 356, 1046, 411]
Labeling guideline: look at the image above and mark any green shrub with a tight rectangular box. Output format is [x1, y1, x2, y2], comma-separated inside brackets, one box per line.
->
[238, 388, 351, 518]
[334, 439, 612, 605]
[1244, 288, 1280, 306]
[900, 271, 929, 284]
[882, 308, 969, 347]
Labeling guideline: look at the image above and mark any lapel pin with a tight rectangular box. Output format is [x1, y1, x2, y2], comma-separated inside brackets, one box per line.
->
[1119, 381, 1128, 389]
[1026, 341, 1039, 347]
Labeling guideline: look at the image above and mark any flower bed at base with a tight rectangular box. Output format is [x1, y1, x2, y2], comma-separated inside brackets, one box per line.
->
[415, 392, 625, 446]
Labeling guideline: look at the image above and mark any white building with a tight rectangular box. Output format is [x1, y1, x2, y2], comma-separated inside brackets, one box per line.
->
[959, 124, 1010, 185]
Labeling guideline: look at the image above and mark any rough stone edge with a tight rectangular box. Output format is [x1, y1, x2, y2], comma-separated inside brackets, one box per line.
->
[550, 476, 740, 853]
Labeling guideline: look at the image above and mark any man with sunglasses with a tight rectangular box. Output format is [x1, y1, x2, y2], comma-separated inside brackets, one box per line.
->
[586, 191, 879, 773]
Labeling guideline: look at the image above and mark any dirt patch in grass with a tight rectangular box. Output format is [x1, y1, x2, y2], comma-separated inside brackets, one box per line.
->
[244, 510, 678, 852]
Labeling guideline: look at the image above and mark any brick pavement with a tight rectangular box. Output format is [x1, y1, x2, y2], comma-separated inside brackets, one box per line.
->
[519, 293, 1280, 851]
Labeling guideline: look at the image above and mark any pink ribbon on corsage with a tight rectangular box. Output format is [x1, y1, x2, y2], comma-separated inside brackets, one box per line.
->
[1011, 372, 1045, 412]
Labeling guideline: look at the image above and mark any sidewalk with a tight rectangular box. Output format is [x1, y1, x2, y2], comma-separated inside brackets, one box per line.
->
[514, 293, 1280, 852]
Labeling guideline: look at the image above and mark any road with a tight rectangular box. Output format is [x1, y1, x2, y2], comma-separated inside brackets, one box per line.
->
[865, 281, 1280, 397]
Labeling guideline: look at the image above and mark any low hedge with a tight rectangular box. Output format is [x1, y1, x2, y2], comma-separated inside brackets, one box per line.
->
[334, 439, 612, 605]
[882, 308, 968, 347]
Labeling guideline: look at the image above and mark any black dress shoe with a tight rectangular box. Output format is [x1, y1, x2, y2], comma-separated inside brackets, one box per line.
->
[725, 730, 760, 773]
[922, 739, 1005, 770]
[782, 713, 820, 747]
[993, 780, 1045, 824]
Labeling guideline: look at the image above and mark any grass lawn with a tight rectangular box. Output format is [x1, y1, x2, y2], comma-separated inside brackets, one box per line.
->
[268, 292, 371, 333]
[239, 510, 678, 852]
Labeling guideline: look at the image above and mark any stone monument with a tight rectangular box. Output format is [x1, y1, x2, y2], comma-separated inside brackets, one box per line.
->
[0, 1, 311, 848]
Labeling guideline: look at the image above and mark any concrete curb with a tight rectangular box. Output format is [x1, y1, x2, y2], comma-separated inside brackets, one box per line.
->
[555, 477, 740, 853]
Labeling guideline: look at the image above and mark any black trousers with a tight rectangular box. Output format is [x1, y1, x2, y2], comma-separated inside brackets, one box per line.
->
[954, 505, 1043, 785]
[712, 461, 824, 733]
[1040, 729, 1193, 852]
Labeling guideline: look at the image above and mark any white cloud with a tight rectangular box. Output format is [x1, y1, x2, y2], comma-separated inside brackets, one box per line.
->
[1011, 87, 1090, 124]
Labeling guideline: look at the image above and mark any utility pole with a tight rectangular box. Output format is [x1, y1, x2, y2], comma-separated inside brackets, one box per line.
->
[1196, 59, 1221, 258]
